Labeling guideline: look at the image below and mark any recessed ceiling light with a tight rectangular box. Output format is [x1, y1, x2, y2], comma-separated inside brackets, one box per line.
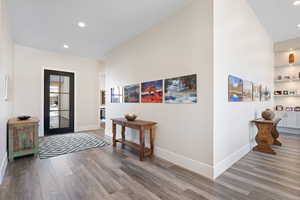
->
[77, 22, 86, 28]
[297, 24, 300, 28]
[294, 1, 300, 6]
[63, 44, 69, 49]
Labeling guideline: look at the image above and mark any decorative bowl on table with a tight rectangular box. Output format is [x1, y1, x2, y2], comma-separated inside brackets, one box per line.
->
[125, 114, 137, 121]
[17, 116, 31, 121]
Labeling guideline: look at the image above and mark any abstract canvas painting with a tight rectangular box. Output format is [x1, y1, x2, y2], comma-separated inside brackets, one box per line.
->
[124, 84, 140, 103]
[242, 80, 253, 101]
[141, 80, 163, 103]
[252, 83, 261, 101]
[164, 74, 197, 103]
[261, 86, 271, 101]
[228, 75, 243, 102]
[111, 87, 123, 103]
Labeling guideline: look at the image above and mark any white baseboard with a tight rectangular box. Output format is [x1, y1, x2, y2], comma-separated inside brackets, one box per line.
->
[155, 147, 214, 179]
[213, 143, 250, 179]
[104, 131, 214, 179]
[0, 153, 8, 184]
[277, 127, 300, 135]
[76, 124, 100, 132]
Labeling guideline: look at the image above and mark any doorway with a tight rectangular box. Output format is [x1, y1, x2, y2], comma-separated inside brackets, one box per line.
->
[44, 70, 75, 135]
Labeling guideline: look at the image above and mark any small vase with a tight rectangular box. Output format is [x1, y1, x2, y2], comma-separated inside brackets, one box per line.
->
[289, 53, 295, 64]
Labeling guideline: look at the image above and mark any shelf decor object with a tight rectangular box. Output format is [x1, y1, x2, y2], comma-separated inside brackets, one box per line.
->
[289, 53, 295, 64]
[7, 117, 39, 161]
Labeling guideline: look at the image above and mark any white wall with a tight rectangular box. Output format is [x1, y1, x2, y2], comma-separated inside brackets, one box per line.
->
[104, 0, 214, 178]
[213, 0, 274, 178]
[13, 45, 102, 135]
[0, 0, 14, 183]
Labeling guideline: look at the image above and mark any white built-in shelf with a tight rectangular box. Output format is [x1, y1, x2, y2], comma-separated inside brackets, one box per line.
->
[274, 95, 300, 97]
[274, 78, 300, 83]
[274, 63, 300, 68]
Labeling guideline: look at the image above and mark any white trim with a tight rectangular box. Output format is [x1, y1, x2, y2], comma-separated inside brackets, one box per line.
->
[41, 67, 77, 136]
[155, 147, 214, 179]
[0, 153, 8, 184]
[277, 127, 300, 135]
[76, 124, 100, 132]
[104, 132, 214, 179]
[213, 143, 250, 179]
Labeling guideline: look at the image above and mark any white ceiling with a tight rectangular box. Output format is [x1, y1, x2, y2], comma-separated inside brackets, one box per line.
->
[7, 0, 193, 59]
[248, 0, 300, 42]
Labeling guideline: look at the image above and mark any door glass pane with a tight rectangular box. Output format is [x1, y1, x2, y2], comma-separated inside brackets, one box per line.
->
[50, 75, 60, 93]
[50, 93, 59, 111]
[50, 111, 59, 129]
[60, 76, 70, 93]
[60, 94, 69, 110]
[60, 111, 70, 128]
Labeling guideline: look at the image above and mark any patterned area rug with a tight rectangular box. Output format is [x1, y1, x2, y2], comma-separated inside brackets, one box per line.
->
[39, 133, 106, 159]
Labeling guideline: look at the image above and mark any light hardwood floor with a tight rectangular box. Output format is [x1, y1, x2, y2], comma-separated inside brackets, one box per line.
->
[0, 130, 299, 200]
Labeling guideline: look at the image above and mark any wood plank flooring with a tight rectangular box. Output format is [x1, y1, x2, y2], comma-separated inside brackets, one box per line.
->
[0, 130, 299, 200]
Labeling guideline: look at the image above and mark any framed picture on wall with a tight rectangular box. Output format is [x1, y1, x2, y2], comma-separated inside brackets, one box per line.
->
[228, 75, 243, 102]
[124, 84, 140, 103]
[111, 87, 123, 103]
[164, 74, 197, 104]
[100, 90, 106, 105]
[252, 83, 261, 101]
[242, 80, 253, 101]
[141, 80, 163, 103]
[261, 86, 271, 101]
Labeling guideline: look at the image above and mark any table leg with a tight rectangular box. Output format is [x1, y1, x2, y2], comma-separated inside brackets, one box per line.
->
[139, 128, 145, 161]
[271, 125, 282, 146]
[121, 126, 126, 149]
[253, 123, 276, 155]
[112, 122, 117, 147]
[150, 126, 155, 156]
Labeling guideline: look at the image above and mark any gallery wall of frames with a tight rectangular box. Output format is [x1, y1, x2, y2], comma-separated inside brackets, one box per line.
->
[228, 75, 271, 102]
[110, 74, 197, 104]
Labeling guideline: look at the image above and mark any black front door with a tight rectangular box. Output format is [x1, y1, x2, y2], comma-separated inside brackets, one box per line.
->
[44, 70, 74, 135]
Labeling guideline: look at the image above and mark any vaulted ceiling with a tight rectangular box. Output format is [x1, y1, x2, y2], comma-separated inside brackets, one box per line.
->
[248, 0, 300, 42]
[7, 0, 193, 59]
[8, 0, 300, 59]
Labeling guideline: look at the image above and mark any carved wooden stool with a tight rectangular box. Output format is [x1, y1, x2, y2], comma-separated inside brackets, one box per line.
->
[251, 118, 281, 155]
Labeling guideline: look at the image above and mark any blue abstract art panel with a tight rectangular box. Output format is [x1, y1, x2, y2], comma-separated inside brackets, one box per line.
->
[228, 75, 243, 102]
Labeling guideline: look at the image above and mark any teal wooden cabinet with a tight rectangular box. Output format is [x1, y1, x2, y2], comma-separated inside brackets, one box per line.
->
[7, 118, 39, 161]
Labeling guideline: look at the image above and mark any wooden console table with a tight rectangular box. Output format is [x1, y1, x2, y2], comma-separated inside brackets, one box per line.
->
[111, 118, 157, 161]
[251, 118, 281, 155]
